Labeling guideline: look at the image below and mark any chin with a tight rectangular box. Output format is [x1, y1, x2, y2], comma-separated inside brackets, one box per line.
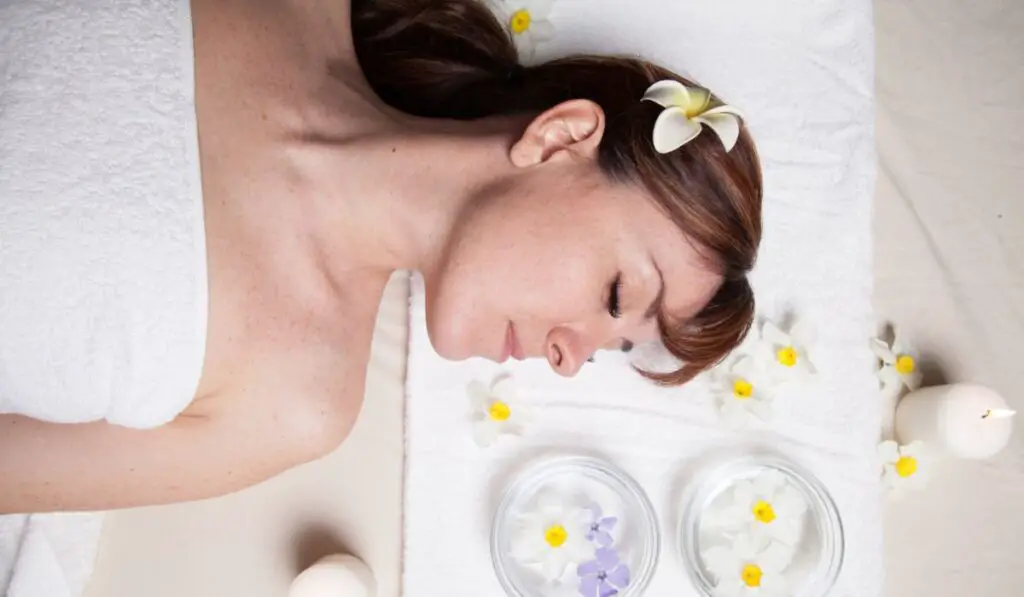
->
[423, 308, 473, 362]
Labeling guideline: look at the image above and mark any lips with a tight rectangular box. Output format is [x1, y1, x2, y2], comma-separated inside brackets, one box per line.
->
[502, 322, 526, 362]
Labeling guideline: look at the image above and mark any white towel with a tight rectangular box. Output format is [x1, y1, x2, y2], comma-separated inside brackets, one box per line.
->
[403, 0, 880, 595]
[0, 1, 204, 595]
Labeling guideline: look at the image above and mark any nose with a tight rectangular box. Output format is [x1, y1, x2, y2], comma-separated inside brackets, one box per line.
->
[544, 326, 590, 378]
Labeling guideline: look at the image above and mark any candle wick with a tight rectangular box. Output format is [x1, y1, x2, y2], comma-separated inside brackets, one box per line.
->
[981, 409, 1016, 420]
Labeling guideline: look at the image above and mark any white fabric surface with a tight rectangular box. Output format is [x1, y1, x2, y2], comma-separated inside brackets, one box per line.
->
[0, 1, 204, 596]
[404, 0, 880, 596]
[0, 0, 207, 429]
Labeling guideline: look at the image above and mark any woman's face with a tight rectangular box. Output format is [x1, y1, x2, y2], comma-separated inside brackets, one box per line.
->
[423, 155, 723, 377]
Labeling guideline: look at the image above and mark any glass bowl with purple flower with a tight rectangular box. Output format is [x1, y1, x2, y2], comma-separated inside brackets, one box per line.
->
[491, 455, 659, 597]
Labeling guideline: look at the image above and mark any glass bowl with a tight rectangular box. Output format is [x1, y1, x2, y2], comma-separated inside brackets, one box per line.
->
[491, 455, 660, 597]
[679, 454, 844, 597]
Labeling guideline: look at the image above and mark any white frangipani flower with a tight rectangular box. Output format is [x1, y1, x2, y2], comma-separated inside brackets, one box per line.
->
[705, 470, 808, 546]
[754, 320, 817, 381]
[498, 0, 555, 62]
[711, 356, 777, 428]
[510, 489, 595, 581]
[870, 330, 923, 395]
[703, 535, 793, 597]
[641, 80, 744, 153]
[468, 376, 531, 447]
[878, 440, 929, 498]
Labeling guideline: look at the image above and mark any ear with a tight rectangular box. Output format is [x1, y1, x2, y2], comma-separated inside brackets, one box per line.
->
[509, 100, 605, 167]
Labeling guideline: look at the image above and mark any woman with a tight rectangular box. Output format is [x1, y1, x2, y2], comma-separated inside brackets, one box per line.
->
[0, 0, 761, 514]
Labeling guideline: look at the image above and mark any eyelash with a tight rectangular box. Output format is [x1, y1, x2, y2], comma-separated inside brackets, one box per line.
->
[607, 274, 623, 319]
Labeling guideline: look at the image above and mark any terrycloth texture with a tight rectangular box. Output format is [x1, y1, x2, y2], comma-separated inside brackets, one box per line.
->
[404, 0, 879, 596]
[0, 515, 103, 597]
[0, 0, 206, 427]
[0, 1, 203, 595]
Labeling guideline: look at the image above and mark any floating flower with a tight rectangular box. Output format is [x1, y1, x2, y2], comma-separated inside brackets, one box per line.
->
[641, 80, 744, 153]
[711, 356, 777, 428]
[878, 440, 929, 497]
[577, 547, 631, 597]
[511, 489, 596, 581]
[468, 375, 531, 447]
[754, 320, 817, 381]
[703, 535, 793, 597]
[705, 470, 808, 546]
[582, 503, 619, 547]
[870, 330, 923, 396]
[497, 0, 555, 62]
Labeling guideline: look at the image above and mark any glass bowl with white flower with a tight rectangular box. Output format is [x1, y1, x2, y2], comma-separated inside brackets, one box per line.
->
[679, 455, 843, 597]
[491, 456, 659, 597]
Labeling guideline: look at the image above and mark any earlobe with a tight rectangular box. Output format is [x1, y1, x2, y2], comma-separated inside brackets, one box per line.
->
[509, 100, 605, 167]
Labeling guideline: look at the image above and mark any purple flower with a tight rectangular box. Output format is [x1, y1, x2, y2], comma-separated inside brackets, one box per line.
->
[584, 503, 618, 547]
[578, 547, 630, 597]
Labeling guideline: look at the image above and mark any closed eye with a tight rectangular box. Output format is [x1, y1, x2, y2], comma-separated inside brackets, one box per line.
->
[607, 273, 622, 318]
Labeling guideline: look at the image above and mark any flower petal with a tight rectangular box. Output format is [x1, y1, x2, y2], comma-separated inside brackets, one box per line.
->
[891, 328, 913, 357]
[870, 338, 896, 364]
[905, 369, 924, 391]
[753, 469, 786, 495]
[748, 400, 774, 421]
[900, 440, 924, 457]
[541, 549, 569, 580]
[789, 319, 818, 346]
[577, 559, 601, 578]
[760, 541, 795, 572]
[641, 80, 691, 109]
[732, 533, 762, 559]
[769, 518, 802, 546]
[877, 440, 900, 464]
[701, 546, 737, 577]
[491, 376, 517, 402]
[473, 421, 499, 447]
[694, 112, 741, 152]
[650, 107, 702, 154]
[761, 321, 790, 346]
[595, 546, 620, 569]
[528, 19, 555, 42]
[607, 563, 630, 589]
[731, 356, 757, 379]
[579, 575, 600, 597]
[468, 380, 490, 410]
[529, 0, 556, 18]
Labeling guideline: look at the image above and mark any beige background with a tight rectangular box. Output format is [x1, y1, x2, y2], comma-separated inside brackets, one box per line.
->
[85, 1, 1024, 595]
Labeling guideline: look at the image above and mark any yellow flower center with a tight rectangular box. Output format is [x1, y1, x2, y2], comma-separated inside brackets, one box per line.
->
[776, 346, 798, 367]
[732, 378, 754, 400]
[741, 564, 763, 588]
[543, 524, 567, 548]
[895, 455, 917, 478]
[752, 500, 776, 524]
[509, 9, 532, 34]
[488, 400, 511, 421]
[895, 355, 916, 375]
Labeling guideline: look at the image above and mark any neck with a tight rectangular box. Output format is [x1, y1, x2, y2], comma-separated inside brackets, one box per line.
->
[290, 112, 524, 278]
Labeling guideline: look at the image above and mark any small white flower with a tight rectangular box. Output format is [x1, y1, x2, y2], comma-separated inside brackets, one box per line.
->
[753, 320, 817, 381]
[878, 440, 929, 497]
[641, 80, 744, 153]
[705, 470, 808, 547]
[468, 376, 531, 447]
[711, 356, 777, 428]
[510, 489, 596, 581]
[703, 535, 793, 597]
[870, 329, 923, 395]
[497, 0, 556, 63]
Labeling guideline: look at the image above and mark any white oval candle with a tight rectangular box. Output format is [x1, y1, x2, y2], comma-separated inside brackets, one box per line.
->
[895, 384, 1014, 460]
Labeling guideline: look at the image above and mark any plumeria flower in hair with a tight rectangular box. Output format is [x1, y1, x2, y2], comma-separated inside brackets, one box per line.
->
[641, 80, 744, 154]
[498, 0, 556, 63]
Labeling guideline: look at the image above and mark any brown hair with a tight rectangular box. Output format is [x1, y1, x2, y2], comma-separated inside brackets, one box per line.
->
[352, 0, 763, 385]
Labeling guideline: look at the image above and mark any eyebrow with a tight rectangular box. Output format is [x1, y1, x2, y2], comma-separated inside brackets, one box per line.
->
[644, 261, 665, 321]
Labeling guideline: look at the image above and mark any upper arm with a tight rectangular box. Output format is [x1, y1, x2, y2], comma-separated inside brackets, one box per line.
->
[0, 403, 335, 513]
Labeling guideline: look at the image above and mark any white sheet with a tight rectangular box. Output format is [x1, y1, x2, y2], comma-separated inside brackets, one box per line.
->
[404, 0, 880, 595]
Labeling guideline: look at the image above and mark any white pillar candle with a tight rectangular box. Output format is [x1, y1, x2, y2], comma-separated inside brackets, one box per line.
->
[895, 384, 1014, 460]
